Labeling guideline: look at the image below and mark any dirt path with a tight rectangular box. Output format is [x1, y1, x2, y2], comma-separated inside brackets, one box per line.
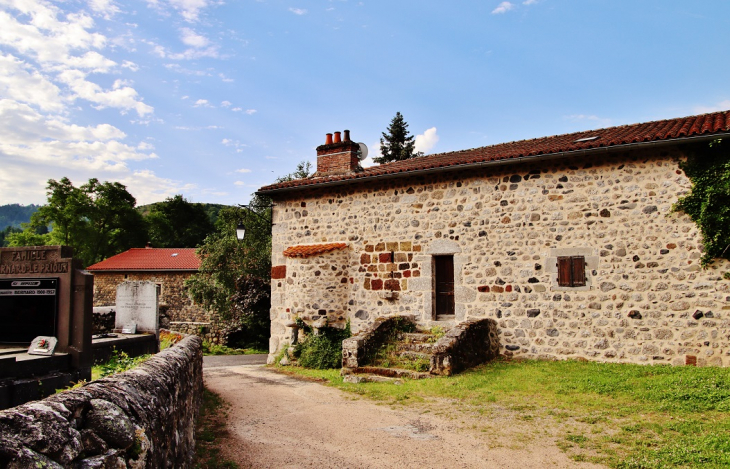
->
[204, 365, 605, 469]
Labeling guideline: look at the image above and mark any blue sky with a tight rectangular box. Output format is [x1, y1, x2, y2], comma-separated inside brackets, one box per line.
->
[1, 0, 729, 206]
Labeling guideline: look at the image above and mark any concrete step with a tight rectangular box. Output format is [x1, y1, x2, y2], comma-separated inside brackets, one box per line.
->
[344, 366, 432, 380]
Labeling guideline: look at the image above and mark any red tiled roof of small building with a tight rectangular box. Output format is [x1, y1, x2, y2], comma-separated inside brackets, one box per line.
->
[283, 243, 348, 258]
[86, 248, 201, 271]
[259, 110, 730, 193]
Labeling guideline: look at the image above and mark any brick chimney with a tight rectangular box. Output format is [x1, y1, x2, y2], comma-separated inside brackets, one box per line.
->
[315, 129, 361, 176]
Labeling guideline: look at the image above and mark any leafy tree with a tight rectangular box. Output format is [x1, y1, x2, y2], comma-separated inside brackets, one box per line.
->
[185, 195, 272, 347]
[0, 226, 22, 247]
[674, 139, 730, 267]
[10, 177, 147, 267]
[374, 112, 418, 164]
[146, 195, 215, 248]
[276, 160, 313, 182]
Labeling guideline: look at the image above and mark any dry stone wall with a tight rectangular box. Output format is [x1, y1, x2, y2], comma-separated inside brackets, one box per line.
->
[0, 335, 203, 468]
[269, 146, 730, 366]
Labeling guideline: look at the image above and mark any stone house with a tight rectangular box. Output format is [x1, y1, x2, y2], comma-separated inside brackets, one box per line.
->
[258, 111, 730, 367]
[86, 247, 222, 342]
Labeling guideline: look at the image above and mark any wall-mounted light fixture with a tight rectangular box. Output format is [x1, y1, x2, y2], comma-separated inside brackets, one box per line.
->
[236, 202, 275, 241]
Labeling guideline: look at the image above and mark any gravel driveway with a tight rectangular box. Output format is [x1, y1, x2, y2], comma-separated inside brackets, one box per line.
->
[204, 365, 605, 468]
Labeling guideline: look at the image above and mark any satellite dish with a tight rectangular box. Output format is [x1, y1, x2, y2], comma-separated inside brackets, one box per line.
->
[357, 142, 368, 161]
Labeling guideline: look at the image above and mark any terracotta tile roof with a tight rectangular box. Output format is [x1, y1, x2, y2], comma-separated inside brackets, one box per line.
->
[86, 248, 201, 271]
[283, 243, 348, 258]
[259, 110, 730, 193]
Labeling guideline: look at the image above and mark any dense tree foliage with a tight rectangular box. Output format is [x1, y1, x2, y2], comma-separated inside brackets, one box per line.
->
[374, 112, 418, 164]
[7, 177, 147, 267]
[146, 195, 215, 248]
[0, 226, 22, 247]
[674, 139, 730, 268]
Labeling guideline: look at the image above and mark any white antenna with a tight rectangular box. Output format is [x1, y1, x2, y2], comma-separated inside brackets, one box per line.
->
[357, 142, 368, 161]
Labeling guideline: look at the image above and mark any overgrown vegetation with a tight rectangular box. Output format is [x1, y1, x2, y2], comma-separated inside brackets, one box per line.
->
[92, 349, 151, 380]
[282, 359, 730, 468]
[292, 320, 351, 369]
[194, 389, 238, 468]
[201, 341, 265, 355]
[674, 139, 730, 269]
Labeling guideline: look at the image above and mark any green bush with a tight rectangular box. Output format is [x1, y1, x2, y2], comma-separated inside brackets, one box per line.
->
[293, 321, 351, 369]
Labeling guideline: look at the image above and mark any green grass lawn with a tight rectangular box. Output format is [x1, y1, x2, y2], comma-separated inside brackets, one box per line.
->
[280, 359, 730, 468]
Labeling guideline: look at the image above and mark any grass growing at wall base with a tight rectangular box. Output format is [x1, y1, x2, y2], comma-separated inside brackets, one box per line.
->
[279, 359, 730, 468]
[194, 388, 238, 469]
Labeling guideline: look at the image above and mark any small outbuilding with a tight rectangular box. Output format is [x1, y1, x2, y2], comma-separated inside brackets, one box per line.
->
[86, 246, 222, 342]
[258, 111, 730, 367]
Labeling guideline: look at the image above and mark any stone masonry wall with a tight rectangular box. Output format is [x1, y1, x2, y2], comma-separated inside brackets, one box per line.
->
[92, 271, 226, 343]
[0, 335, 203, 468]
[268, 146, 730, 366]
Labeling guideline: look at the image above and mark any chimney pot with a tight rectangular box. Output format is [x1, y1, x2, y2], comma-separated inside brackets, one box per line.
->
[325, 133, 333, 145]
[334, 131, 341, 143]
[343, 130, 350, 141]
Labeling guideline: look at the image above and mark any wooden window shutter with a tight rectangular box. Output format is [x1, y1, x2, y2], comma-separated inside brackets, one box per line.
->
[557, 256, 586, 287]
[571, 256, 586, 287]
[557, 257, 572, 287]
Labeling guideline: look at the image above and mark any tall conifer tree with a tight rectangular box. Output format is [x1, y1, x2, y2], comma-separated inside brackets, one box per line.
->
[375, 112, 417, 164]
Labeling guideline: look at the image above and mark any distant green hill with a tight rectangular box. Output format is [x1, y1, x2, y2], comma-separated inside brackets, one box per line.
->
[137, 202, 231, 226]
[0, 204, 41, 230]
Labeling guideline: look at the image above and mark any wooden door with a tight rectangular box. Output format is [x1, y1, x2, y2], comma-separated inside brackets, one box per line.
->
[434, 255, 455, 318]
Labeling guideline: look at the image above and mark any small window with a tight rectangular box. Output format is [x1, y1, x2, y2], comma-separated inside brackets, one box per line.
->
[557, 256, 586, 287]
[155, 283, 162, 297]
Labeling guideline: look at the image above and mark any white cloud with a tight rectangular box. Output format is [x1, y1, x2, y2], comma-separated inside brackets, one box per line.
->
[57, 69, 154, 116]
[693, 100, 730, 114]
[193, 99, 211, 107]
[523, 0, 538, 4]
[231, 107, 242, 112]
[221, 100, 231, 107]
[245, 109, 257, 115]
[146, 0, 212, 23]
[121, 60, 139, 71]
[219, 73, 234, 82]
[289, 8, 307, 15]
[234, 180, 246, 186]
[492, 1, 515, 14]
[169, 0, 211, 22]
[0, 53, 64, 112]
[87, 0, 121, 19]
[235, 168, 251, 173]
[180, 27, 209, 48]
[415, 127, 439, 154]
[0, 100, 177, 205]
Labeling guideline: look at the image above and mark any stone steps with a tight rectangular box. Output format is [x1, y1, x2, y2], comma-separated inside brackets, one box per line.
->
[396, 350, 432, 361]
[396, 342, 436, 354]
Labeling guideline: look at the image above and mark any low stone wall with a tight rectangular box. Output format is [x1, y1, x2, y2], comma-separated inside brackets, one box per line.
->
[0, 335, 203, 468]
[431, 319, 500, 375]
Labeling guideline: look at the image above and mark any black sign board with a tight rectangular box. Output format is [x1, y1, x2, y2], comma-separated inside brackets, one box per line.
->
[0, 278, 58, 343]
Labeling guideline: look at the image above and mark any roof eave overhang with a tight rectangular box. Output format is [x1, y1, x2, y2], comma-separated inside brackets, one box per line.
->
[257, 132, 730, 197]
